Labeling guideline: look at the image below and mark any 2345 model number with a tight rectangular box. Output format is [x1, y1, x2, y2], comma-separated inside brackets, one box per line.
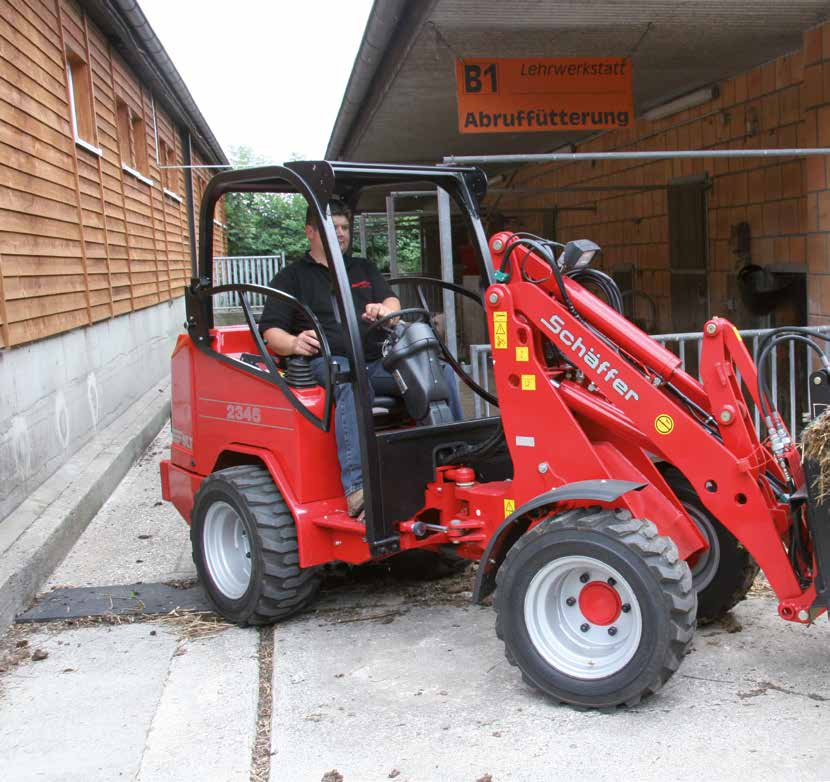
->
[226, 404, 262, 424]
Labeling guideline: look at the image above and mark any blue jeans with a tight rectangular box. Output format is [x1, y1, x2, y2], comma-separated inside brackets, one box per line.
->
[310, 355, 463, 496]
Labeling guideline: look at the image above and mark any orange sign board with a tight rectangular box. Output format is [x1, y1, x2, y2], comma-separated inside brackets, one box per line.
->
[455, 57, 633, 134]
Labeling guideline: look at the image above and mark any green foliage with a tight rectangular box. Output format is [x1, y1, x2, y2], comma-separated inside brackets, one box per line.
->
[224, 146, 309, 257]
[363, 218, 422, 274]
[224, 145, 424, 274]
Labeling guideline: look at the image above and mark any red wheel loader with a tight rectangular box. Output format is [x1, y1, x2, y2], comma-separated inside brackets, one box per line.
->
[161, 161, 830, 709]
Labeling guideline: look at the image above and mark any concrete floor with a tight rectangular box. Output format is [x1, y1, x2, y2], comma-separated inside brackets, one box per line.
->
[2, 431, 830, 781]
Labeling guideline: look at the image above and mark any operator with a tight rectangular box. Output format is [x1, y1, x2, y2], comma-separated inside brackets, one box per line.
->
[259, 200, 462, 519]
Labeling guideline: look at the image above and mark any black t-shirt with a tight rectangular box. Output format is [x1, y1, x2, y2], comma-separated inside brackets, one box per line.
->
[258, 253, 396, 360]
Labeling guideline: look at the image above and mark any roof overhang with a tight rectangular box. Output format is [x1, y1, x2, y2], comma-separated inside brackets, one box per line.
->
[328, 0, 830, 168]
[81, 0, 228, 165]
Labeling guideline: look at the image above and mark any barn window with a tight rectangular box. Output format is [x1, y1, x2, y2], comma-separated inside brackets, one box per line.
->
[116, 97, 153, 185]
[65, 49, 100, 155]
[158, 137, 180, 200]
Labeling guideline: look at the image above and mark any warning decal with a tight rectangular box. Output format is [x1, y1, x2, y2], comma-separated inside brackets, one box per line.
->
[521, 374, 536, 391]
[493, 311, 508, 349]
[515, 346, 529, 362]
[504, 498, 515, 517]
[654, 414, 674, 435]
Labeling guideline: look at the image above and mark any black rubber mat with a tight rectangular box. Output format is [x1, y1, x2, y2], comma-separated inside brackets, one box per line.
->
[16, 581, 214, 623]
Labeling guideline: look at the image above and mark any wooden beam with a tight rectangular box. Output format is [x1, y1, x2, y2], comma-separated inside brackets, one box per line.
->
[0, 253, 11, 348]
[106, 40, 135, 312]
[139, 86, 162, 303]
[54, 0, 93, 326]
[82, 10, 113, 318]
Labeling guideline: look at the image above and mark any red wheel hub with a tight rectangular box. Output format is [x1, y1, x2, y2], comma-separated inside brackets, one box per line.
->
[578, 581, 622, 625]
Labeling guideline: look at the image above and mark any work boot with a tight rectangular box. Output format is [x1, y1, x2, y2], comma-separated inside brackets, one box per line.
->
[346, 487, 364, 518]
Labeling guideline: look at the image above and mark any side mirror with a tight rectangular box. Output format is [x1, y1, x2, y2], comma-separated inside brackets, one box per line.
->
[559, 239, 601, 270]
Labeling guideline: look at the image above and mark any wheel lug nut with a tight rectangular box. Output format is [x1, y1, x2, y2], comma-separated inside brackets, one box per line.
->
[607, 577, 616, 587]
[608, 626, 618, 636]
[621, 603, 631, 613]
[566, 597, 576, 606]
[579, 572, 590, 583]
[580, 623, 590, 632]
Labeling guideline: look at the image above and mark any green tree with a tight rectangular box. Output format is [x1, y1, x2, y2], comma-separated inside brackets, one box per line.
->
[224, 146, 308, 257]
[223, 146, 424, 274]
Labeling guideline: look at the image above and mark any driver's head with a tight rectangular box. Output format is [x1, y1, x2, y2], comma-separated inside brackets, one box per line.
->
[305, 200, 352, 257]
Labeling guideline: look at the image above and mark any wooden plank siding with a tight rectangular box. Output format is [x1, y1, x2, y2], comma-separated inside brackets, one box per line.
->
[0, 0, 226, 347]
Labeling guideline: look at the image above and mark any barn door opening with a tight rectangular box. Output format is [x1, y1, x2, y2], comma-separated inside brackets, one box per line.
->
[668, 174, 710, 333]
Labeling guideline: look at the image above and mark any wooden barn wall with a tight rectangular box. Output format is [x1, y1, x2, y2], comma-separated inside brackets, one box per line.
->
[0, 0, 226, 348]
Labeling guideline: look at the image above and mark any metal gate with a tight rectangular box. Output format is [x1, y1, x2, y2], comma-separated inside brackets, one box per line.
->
[470, 325, 830, 435]
[213, 255, 286, 311]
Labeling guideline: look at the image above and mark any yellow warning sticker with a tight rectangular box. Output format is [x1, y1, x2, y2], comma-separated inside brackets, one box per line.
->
[655, 414, 674, 435]
[504, 498, 515, 517]
[493, 311, 508, 349]
[521, 374, 536, 391]
[515, 346, 529, 362]
[733, 326, 743, 342]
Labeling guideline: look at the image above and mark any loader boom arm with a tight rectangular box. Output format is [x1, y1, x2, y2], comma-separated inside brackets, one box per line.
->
[488, 232, 813, 618]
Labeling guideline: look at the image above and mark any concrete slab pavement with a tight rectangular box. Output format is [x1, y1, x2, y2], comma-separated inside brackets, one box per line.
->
[0, 622, 260, 782]
[136, 626, 259, 782]
[271, 593, 830, 781]
[0, 623, 180, 782]
[46, 427, 194, 590]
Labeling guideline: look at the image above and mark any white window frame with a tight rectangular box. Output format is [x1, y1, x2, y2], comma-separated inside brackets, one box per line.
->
[66, 59, 102, 157]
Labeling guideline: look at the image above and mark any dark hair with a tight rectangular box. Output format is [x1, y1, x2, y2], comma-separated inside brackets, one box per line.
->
[305, 199, 352, 227]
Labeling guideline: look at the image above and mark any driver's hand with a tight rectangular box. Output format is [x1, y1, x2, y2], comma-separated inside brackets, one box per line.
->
[362, 302, 388, 322]
[292, 330, 320, 356]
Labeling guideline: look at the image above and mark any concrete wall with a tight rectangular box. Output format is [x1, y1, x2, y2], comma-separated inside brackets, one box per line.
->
[0, 298, 184, 522]
[501, 22, 830, 334]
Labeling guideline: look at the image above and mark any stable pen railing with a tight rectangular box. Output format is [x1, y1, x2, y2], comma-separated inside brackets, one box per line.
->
[470, 325, 830, 436]
[213, 255, 286, 311]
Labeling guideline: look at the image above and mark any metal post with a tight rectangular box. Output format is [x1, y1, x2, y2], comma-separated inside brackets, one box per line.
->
[385, 195, 398, 275]
[443, 148, 830, 166]
[358, 213, 367, 256]
[437, 187, 457, 358]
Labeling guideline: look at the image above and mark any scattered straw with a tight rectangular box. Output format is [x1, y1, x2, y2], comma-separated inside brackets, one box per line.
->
[250, 627, 274, 782]
[153, 608, 232, 643]
[801, 409, 830, 500]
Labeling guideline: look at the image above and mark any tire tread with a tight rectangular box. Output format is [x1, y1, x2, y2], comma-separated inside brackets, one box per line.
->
[191, 465, 320, 625]
[494, 507, 696, 709]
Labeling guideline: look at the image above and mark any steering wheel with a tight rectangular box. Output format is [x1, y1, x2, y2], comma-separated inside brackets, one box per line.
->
[386, 277, 498, 409]
[365, 307, 431, 334]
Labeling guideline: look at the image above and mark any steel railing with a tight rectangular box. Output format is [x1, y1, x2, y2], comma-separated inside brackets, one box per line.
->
[469, 325, 830, 436]
[213, 255, 286, 311]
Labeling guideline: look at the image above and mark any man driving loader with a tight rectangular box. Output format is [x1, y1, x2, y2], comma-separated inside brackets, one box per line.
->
[259, 200, 462, 518]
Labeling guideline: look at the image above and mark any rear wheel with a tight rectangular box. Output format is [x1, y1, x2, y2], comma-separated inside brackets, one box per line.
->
[495, 508, 696, 709]
[663, 467, 759, 623]
[191, 465, 320, 625]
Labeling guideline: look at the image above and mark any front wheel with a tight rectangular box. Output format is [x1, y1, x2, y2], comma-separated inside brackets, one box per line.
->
[191, 465, 321, 625]
[495, 508, 696, 709]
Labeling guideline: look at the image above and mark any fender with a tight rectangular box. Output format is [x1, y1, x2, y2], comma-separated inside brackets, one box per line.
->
[211, 443, 303, 513]
[472, 479, 645, 603]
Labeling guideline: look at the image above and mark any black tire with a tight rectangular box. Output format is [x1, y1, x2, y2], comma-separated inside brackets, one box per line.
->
[662, 467, 759, 624]
[495, 507, 696, 709]
[386, 547, 472, 581]
[191, 465, 321, 625]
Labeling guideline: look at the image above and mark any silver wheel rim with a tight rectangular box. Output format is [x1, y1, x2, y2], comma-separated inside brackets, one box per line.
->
[684, 501, 721, 592]
[203, 501, 252, 599]
[524, 555, 642, 679]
